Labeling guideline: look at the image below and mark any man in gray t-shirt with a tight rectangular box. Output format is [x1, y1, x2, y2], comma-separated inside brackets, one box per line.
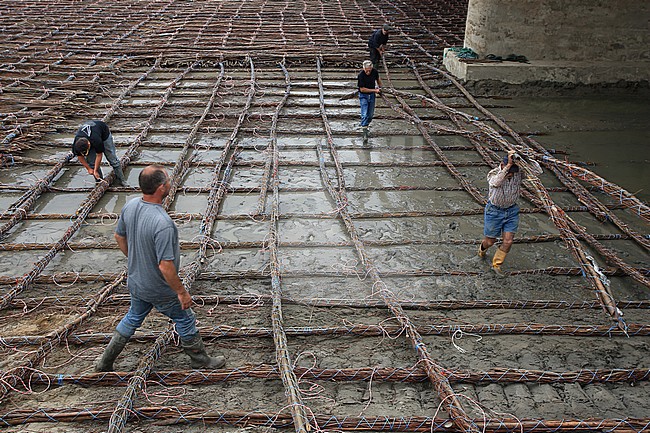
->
[95, 165, 225, 372]
[116, 191, 181, 304]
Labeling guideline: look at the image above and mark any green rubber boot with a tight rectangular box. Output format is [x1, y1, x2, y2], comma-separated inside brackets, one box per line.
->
[182, 334, 225, 370]
[95, 331, 129, 372]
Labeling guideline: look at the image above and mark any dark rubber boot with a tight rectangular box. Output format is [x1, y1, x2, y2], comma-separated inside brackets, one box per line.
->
[113, 165, 127, 187]
[181, 334, 225, 369]
[95, 331, 129, 372]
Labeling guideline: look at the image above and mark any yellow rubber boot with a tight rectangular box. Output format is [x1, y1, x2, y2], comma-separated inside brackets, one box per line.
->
[492, 247, 508, 275]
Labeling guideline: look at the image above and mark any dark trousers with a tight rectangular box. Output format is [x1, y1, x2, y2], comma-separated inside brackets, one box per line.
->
[369, 47, 382, 68]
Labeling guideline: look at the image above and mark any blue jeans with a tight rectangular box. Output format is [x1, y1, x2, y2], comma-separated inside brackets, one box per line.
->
[116, 296, 199, 340]
[483, 202, 519, 238]
[359, 93, 376, 127]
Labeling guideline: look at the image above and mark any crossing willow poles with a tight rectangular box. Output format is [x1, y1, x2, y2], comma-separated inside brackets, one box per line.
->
[107, 60, 231, 433]
[0, 59, 191, 312]
[382, 60, 637, 330]
[0, 57, 180, 404]
[404, 59, 648, 253]
[407, 61, 650, 287]
[0, 57, 161, 238]
[315, 57, 479, 433]
[425, 64, 650, 224]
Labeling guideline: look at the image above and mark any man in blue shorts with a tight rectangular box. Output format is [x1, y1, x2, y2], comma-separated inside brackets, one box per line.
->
[96, 165, 225, 371]
[478, 151, 542, 274]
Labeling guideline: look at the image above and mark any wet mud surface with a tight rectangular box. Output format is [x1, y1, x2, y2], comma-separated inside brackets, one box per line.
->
[1, 0, 649, 432]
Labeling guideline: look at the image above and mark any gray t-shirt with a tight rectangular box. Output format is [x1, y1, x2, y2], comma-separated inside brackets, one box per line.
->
[116, 198, 180, 303]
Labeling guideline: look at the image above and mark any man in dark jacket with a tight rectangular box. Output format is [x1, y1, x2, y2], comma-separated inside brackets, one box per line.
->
[72, 120, 127, 186]
[368, 24, 391, 68]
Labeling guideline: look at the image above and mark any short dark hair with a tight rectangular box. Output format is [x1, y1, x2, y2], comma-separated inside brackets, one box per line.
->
[139, 165, 168, 194]
[73, 137, 90, 155]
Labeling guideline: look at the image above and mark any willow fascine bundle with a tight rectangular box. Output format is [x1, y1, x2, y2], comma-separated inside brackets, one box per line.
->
[1, 406, 649, 432]
[3, 322, 649, 350]
[0, 265, 648, 287]
[4, 293, 650, 312]
[24, 366, 650, 388]
[0, 233, 640, 252]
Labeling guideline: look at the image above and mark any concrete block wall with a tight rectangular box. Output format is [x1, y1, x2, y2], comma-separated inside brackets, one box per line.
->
[464, 0, 650, 62]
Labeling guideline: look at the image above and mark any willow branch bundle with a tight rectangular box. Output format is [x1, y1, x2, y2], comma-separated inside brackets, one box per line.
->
[2, 232, 640, 252]
[1, 265, 647, 286]
[5, 293, 650, 312]
[268, 60, 312, 433]
[107, 328, 175, 433]
[30, 365, 650, 388]
[3, 322, 649, 349]
[163, 62, 225, 208]
[1, 406, 649, 432]
[3, 203, 634, 222]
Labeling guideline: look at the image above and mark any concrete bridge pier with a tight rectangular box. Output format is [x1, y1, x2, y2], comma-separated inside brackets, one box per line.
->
[443, 0, 650, 84]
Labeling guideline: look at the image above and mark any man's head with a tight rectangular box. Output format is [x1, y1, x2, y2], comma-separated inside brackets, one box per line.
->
[382, 23, 392, 34]
[139, 165, 170, 196]
[502, 155, 519, 174]
[73, 137, 90, 156]
[363, 60, 373, 74]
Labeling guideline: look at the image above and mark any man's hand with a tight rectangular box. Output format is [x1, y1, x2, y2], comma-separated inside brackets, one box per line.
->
[86, 167, 94, 175]
[177, 290, 192, 310]
[375, 87, 381, 94]
[507, 150, 517, 166]
[159, 260, 189, 308]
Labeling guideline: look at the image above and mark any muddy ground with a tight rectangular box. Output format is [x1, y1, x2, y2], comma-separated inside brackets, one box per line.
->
[0, 0, 649, 432]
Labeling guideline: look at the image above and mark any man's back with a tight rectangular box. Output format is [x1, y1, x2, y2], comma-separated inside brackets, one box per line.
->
[116, 197, 180, 302]
[368, 28, 388, 48]
[73, 120, 110, 152]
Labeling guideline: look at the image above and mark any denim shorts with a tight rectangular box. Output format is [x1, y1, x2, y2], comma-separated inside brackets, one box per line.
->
[483, 202, 519, 238]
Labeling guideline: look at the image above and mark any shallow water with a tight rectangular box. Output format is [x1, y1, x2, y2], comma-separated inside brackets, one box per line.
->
[494, 94, 650, 202]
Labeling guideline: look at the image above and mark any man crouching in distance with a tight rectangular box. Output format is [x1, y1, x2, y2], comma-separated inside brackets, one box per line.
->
[478, 150, 543, 274]
[72, 120, 127, 186]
